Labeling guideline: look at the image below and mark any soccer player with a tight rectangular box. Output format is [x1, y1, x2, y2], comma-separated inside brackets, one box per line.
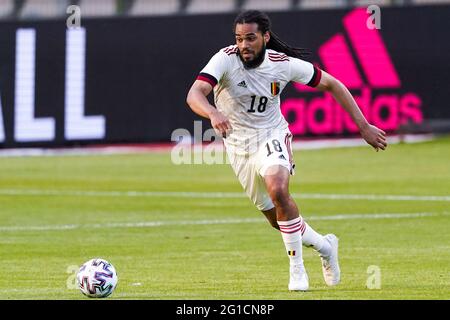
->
[186, 10, 387, 291]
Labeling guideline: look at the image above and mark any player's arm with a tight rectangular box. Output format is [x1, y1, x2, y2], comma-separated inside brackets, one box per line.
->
[186, 80, 231, 137]
[315, 70, 387, 151]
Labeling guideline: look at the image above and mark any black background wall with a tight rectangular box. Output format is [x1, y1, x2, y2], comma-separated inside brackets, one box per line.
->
[0, 5, 449, 148]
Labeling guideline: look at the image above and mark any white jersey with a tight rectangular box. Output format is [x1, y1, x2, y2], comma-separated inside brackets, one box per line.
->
[197, 45, 322, 155]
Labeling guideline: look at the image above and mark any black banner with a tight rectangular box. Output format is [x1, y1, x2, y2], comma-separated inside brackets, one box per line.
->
[0, 5, 449, 148]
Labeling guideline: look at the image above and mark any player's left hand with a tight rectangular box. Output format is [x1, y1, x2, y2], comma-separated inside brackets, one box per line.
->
[360, 124, 388, 152]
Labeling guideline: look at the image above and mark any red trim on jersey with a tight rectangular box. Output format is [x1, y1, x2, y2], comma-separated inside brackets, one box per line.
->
[268, 53, 287, 58]
[269, 57, 289, 60]
[268, 53, 289, 61]
[197, 73, 217, 87]
[307, 66, 322, 87]
[223, 46, 238, 55]
[269, 57, 290, 62]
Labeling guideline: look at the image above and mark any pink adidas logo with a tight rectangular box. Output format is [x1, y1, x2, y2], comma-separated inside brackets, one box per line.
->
[282, 8, 423, 136]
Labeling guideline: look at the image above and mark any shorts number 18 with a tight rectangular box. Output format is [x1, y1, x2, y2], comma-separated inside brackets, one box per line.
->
[266, 139, 282, 157]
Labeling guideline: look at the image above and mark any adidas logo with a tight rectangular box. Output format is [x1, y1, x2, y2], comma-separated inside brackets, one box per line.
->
[237, 80, 247, 88]
[283, 8, 423, 136]
[319, 9, 399, 89]
[278, 154, 286, 160]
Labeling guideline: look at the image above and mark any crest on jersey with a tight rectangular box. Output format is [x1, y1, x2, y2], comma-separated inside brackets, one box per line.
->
[270, 81, 280, 96]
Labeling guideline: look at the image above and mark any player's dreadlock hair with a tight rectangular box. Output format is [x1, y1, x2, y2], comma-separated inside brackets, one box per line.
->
[233, 10, 310, 59]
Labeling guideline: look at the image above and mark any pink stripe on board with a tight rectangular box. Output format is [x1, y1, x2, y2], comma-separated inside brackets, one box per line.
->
[319, 33, 363, 89]
[343, 8, 400, 88]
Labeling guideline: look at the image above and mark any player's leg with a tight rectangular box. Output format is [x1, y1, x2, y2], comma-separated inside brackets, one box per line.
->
[263, 165, 308, 291]
[227, 149, 280, 225]
[262, 178, 332, 264]
[260, 132, 340, 287]
[262, 205, 334, 258]
[260, 148, 331, 256]
[227, 136, 338, 288]
[263, 165, 298, 221]
[227, 149, 307, 290]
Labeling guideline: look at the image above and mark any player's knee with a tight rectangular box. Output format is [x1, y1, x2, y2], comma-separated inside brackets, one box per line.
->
[267, 183, 289, 206]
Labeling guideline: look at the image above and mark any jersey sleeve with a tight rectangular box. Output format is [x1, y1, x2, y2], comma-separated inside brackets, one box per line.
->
[289, 57, 322, 87]
[197, 51, 229, 88]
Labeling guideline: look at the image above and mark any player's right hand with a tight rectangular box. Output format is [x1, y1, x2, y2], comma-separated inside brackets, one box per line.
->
[210, 110, 232, 138]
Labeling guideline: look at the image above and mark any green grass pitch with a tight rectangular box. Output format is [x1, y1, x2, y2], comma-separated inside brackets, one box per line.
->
[0, 136, 449, 299]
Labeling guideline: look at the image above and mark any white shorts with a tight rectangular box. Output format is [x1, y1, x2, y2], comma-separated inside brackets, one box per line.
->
[226, 130, 295, 211]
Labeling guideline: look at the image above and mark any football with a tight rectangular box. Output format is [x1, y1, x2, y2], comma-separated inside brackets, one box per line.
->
[77, 258, 118, 298]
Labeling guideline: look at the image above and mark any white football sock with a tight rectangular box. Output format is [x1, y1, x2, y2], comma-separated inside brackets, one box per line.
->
[278, 217, 304, 266]
[301, 221, 332, 257]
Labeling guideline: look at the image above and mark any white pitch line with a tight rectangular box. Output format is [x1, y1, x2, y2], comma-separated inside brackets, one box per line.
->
[294, 193, 450, 202]
[0, 189, 449, 202]
[0, 134, 435, 158]
[0, 212, 448, 232]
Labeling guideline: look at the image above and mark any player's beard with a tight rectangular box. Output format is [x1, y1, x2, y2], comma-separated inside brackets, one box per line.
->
[238, 43, 266, 69]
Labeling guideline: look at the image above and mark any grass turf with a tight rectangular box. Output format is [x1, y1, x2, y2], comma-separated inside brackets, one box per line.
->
[0, 136, 449, 299]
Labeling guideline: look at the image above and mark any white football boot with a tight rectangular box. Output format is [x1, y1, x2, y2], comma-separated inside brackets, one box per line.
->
[288, 264, 309, 291]
[320, 234, 340, 286]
